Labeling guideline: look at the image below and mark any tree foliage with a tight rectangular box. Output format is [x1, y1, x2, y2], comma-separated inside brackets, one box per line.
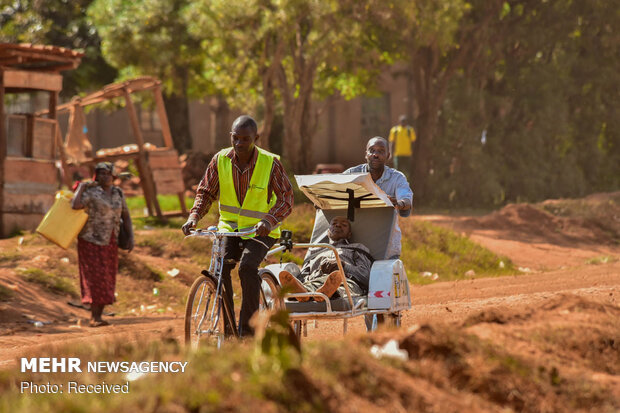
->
[2, 0, 616, 204]
[186, 0, 401, 171]
[88, 0, 207, 152]
[424, 0, 619, 207]
[388, 0, 507, 200]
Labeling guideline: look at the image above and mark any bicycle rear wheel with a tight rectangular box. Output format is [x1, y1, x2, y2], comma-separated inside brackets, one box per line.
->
[185, 275, 230, 348]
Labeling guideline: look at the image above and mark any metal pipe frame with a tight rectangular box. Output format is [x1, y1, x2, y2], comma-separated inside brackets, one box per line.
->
[287, 308, 396, 322]
[266, 242, 356, 311]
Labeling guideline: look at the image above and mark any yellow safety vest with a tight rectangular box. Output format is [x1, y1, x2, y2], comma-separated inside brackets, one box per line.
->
[217, 147, 281, 239]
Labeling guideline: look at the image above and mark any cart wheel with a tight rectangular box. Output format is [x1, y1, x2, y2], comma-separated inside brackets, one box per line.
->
[184, 275, 232, 348]
[259, 270, 283, 311]
[389, 312, 402, 328]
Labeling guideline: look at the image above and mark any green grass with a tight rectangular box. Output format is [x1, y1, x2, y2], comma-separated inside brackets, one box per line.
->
[585, 256, 618, 265]
[133, 227, 212, 264]
[17, 268, 78, 298]
[400, 220, 516, 284]
[0, 250, 21, 267]
[277, 205, 515, 283]
[135, 228, 188, 256]
[279, 204, 316, 242]
[127, 194, 316, 238]
[2, 315, 616, 412]
[275, 251, 304, 266]
[118, 254, 165, 282]
[128, 197, 514, 284]
[113, 272, 188, 315]
[0, 333, 300, 412]
[132, 215, 188, 230]
[0, 283, 14, 301]
[126, 194, 193, 216]
[18, 233, 52, 247]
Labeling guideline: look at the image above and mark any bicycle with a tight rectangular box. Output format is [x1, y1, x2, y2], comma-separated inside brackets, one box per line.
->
[183, 226, 284, 348]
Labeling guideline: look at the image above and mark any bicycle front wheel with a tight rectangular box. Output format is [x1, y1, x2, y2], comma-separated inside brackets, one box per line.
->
[184, 275, 228, 348]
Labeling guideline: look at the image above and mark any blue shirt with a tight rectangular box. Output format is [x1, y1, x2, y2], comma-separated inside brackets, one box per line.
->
[343, 164, 413, 258]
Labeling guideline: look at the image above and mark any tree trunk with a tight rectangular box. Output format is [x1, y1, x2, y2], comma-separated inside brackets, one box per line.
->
[299, 89, 317, 173]
[411, 47, 441, 202]
[260, 74, 275, 151]
[412, 100, 439, 201]
[162, 92, 192, 154]
[258, 36, 286, 152]
[211, 95, 230, 150]
[406, 70, 416, 124]
[275, 54, 316, 173]
[407, 1, 503, 203]
[276, 64, 301, 171]
[281, 107, 302, 170]
[280, 92, 315, 173]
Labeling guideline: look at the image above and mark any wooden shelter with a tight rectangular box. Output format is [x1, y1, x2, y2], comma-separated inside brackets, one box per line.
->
[53, 76, 187, 220]
[0, 43, 83, 237]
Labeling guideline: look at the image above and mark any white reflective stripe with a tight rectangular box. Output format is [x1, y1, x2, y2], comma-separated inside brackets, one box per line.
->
[220, 204, 267, 220]
[239, 209, 267, 219]
[220, 204, 241, 214]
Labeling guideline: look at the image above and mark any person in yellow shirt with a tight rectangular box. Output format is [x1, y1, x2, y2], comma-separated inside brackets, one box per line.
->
[388, 115, 416, 179]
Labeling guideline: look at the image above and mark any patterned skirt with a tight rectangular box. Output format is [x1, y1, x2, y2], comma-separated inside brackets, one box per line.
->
[77, 233, 118, 305]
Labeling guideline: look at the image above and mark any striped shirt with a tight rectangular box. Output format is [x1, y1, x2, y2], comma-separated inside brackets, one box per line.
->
[189, 147, 294, 230]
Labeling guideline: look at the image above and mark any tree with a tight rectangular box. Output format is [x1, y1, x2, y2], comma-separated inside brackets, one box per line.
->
[419, 0, 619, 206]
[561, 0, 619, 191]
[387, 0, 507, 200]
[186, 0, 401, 172]
[88, 0, 207, 153]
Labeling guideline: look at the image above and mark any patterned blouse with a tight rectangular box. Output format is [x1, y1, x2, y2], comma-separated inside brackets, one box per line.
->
[78, 186, 128, 246]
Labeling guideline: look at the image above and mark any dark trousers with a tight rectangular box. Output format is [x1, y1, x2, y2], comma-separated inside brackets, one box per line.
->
[221, 235, 276, 337]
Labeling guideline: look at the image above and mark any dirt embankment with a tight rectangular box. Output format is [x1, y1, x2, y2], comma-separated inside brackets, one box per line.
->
[378, 294, 620, 412]
[0, 192, 619, 410]
[421, 192, 619, 271]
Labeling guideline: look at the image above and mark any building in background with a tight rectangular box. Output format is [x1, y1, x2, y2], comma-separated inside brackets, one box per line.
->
[50, 69, 410, 173]
[0, 43, 83, 237]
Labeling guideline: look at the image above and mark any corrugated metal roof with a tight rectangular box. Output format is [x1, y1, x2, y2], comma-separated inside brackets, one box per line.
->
[0, 43, 83, 71]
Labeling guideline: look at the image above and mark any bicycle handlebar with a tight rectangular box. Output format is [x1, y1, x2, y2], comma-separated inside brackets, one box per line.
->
[185, 226, 257, 239]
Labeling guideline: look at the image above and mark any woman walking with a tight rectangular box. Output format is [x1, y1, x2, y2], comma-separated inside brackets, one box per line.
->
[72, 162, 134, 327]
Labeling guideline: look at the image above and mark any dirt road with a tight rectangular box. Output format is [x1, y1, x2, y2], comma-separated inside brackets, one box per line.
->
[2, 208, 618, 368]
[270, 259, 619, 339]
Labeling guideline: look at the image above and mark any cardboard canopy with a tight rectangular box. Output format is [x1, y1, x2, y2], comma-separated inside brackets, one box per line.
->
[294, 173, 397, 260]
[294, 173, 394, 212]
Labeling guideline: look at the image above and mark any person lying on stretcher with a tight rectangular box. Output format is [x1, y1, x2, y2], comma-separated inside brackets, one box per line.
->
[279, 216, 373, 301]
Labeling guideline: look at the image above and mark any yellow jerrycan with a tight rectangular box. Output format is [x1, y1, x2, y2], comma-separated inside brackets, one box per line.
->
[36, 190, 88, 249]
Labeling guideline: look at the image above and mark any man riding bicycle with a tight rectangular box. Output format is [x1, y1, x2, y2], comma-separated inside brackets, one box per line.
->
[182, 115, 294, 337]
